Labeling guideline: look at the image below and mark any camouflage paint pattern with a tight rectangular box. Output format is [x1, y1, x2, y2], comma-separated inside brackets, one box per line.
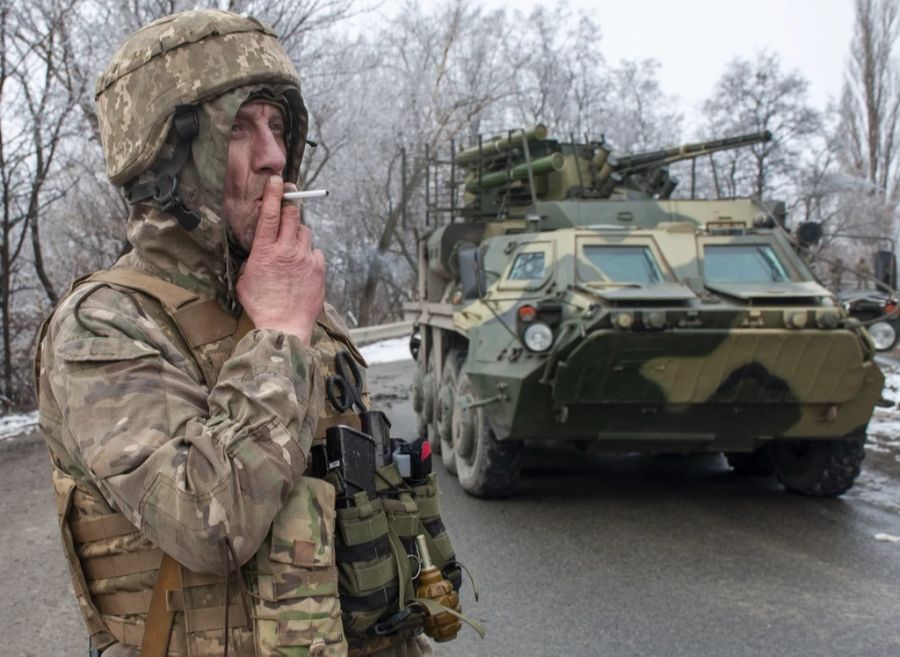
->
[409, 129, 884, 456]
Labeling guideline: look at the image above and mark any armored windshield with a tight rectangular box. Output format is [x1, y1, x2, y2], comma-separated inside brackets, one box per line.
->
[582, 245, 664, 284]
[508, 252, 546, 280]
[703, 244, 790, 283]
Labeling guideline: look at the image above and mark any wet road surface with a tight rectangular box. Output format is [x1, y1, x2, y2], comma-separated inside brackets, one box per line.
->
[2, 359, 899, 657]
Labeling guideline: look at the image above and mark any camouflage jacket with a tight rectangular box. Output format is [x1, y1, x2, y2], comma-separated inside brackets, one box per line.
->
[37, 214, 364, 576]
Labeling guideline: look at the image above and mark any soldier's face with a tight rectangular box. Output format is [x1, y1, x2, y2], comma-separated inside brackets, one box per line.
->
[223, 101, 288, 251]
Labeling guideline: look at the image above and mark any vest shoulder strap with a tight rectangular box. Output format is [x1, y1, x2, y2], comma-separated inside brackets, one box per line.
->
[88, 269, 198, 310]
[87, 269, 238, 350]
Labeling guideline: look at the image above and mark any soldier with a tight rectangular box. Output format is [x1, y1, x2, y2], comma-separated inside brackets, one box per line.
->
[856, 255, 871, 289]
[35, 10, 434, 657]
[830, 256, 845, 291]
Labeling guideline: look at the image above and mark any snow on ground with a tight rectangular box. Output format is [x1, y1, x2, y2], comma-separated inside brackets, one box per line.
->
[869, 364, 900, 450]
[359, 336, 413, 365]
[0, 411, 38, 441]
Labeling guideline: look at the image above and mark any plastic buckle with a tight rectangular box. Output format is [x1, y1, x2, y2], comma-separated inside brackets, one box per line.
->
[173, 104, 199, 139]
[153, 173, 178, 208]
[370, 607, 414, 636]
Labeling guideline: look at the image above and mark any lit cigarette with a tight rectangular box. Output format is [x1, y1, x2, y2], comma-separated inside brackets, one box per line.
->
[283, 189, 329, 200]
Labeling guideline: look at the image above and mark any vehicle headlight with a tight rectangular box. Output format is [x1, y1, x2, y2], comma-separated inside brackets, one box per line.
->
[523, 322, 554, 352]
[868, 320, 897, 351]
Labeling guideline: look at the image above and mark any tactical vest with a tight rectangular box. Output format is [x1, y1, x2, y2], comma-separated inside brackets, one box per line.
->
[38, 268, 469, 657]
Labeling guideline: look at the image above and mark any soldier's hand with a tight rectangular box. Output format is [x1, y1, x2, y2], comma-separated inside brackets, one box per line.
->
[236, 175, 326, 345]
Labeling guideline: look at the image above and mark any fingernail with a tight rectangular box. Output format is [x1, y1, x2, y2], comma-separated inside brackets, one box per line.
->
[270, 175, 282, 185]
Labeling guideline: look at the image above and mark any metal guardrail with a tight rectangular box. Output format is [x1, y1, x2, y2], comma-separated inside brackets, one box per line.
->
[348, 320, 414, 345]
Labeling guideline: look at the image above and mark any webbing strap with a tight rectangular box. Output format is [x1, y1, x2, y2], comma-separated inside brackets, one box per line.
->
[340, 584, 399, 613]
[53, 473, 112, 646]
[413, 494, 439, 520]
[87, 269, 237, 388]
[164, 603, 249, 632]
[173, 298, 238, 348]
[422, 518, 446, 538]
[335, 535, 392, 563]
[234, 311, 255, 345]
[95, 590, 154, 616]
[352, 556, 396, 593]
[82, 549, 163, 581]
[123, 105, 201, 232]
[105, 617, 145, 649]
[88, 270, 199, 310]
[338, 508, 389, 546]
[315, 413, 362, 440]
[88, 269, 238, 348]
[140, 553, 181, 657]
[70, 512, 137, 544]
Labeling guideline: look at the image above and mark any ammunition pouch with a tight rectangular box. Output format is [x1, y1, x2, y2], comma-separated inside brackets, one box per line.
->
[323, 428, 468, 643]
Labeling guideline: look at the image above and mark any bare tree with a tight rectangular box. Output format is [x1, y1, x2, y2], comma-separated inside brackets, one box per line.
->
[324, 0, 516, 326]
[837, 0, 900, 236]
[699, 51, 820, 200]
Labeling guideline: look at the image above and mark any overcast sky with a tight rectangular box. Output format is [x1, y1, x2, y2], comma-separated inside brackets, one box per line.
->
[480, 0, 856, 120]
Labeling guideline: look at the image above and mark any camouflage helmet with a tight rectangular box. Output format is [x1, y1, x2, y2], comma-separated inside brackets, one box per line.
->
[95, 9, 308, 193]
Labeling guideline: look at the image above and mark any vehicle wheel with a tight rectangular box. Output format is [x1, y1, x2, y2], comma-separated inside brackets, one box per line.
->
[436, 349, 463, 474]
[454, 364, 523, 498]
[868, 320, 898, 351]
[772, 437, 866, 497]
[725, 445, 775, 476]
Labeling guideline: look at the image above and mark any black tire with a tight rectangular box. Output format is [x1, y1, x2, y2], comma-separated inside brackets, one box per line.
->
[437, 349, 463, 474]
[725, 445, 775, 476]
[772, 437, 866, 497]
[454, 364, 523, 498]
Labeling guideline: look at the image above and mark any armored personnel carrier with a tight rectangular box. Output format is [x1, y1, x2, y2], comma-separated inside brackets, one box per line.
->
[404, 125, 884, 498]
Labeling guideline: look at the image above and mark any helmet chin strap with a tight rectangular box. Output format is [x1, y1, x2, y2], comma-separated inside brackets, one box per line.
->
[123, 105, 202, 231]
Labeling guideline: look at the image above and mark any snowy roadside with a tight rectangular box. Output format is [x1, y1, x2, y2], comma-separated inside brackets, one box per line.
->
[358, 336, 414, 365]
[863, 364, 900, 483]
[0, 410, 38, 441]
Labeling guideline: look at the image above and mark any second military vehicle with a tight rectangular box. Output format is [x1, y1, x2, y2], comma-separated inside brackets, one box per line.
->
[405, 125, 884, 498]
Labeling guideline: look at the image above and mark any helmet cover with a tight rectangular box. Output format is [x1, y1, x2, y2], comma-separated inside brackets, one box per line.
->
[96, 9, 306, 187]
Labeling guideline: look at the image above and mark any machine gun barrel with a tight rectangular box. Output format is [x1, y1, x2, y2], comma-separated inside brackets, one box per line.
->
[613, 130, 772, 172]
[455, 124, 548, 166]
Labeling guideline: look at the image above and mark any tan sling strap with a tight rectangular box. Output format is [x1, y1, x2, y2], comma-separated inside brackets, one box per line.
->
[140, 553, 182, 657]
[88, 269, 238, 348]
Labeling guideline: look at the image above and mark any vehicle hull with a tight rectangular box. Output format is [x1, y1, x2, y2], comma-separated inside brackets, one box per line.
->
[466, 328, 884, 447]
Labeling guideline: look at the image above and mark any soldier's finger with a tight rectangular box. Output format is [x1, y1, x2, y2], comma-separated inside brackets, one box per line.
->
[313, 249, 326, 272]
[253, 175, 283, 247]
[280, 197, 301, 243]
[296, 223, 313, 253]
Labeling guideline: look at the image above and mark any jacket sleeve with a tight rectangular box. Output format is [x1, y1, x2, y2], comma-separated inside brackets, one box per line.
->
[44, 285, 324, 574]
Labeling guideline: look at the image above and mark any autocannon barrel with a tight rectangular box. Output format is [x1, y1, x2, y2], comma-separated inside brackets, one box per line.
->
[455, 124, 549, 166]
[613, 130, 772, 171]
[464, 152, 565, 192]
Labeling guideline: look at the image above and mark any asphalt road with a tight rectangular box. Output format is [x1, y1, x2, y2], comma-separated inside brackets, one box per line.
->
[3, 359, 900, 657]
